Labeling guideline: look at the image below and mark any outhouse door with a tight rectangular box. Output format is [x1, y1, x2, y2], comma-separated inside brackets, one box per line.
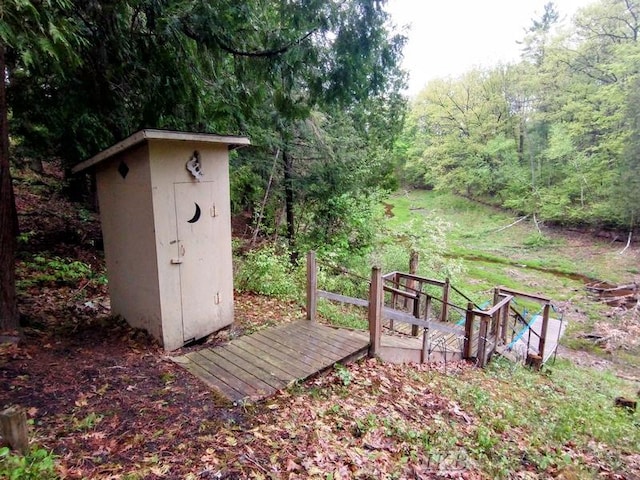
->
[173, 181, 222, 343]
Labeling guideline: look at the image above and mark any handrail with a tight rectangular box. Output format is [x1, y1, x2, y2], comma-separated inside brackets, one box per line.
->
[498, 286, 550, 304]
[383, 284, 418, 299]
[472, 294, 514, 317]
[509, 304, 541, 341]
[308, 250, 557, 367]
[316, 258, 372, 284]
[382, 271, 447, 287]
[449, 284, 483, 310]
[509, 305, 527, 324]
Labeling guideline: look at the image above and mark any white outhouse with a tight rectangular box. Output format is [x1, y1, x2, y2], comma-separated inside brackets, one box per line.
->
[73, 129, 250, 350]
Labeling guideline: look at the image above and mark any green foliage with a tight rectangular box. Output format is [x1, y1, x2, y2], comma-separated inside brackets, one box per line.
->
[234, 245, 300, 298]
[229, 164, 265, 216]
[16, 231, 35, 245]
[522, 233, 554, 247]
[8, 0, 406, 172]
[0, 447, 58, 480]
[298, 191, 385, 261]
[333, 363, 352, 386]
[73, 412, 103, 431]
[0, 0, 83, 70]
[399, 0, 640, 230]
[377, 199, 464, 281]
[5, 0, 407, 270]
[19, 255, 93, 286]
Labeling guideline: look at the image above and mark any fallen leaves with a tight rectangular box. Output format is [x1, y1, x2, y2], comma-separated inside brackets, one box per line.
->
[3, 163, 638, 478]
[187, 359, 485, 479]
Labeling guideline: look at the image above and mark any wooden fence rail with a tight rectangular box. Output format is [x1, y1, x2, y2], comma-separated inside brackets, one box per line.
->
[305, 251, 556, 368]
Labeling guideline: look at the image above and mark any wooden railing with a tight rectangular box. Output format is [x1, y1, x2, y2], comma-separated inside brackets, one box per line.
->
[462, 293, 513, 367]
[496, 286, 552, 361]
[305, 251, 555, 367]
[382, 271, 452, 331]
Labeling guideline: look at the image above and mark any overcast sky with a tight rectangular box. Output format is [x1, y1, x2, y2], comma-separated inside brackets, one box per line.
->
[386, 0, 596, 96]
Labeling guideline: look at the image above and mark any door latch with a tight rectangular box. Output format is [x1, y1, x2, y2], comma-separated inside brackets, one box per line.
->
[171, 244, 185, 264]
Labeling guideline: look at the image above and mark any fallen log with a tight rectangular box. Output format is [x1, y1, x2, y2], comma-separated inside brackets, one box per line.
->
[585, 283, 637, 294]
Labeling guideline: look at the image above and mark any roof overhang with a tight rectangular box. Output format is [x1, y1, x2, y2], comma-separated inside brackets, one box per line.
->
[72, 129, 251, 174]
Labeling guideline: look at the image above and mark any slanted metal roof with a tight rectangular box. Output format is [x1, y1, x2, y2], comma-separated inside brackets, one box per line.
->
[72, 129, 250, 174]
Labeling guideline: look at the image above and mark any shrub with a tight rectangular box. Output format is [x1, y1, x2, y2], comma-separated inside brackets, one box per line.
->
[235, 245, 300, 298]
[0, 447, 58, 480]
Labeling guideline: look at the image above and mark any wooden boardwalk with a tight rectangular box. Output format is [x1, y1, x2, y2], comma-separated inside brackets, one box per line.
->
[172, 321, 370, 402]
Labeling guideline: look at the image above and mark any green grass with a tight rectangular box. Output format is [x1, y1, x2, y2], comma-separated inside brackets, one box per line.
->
[384, 189, 634, 294]
[317, 301, 368, 330]
[423, 359, 639, 476]
[381, 189, 639, 364]
[385, 190, 631, 282]
[234, 188, 637, 367]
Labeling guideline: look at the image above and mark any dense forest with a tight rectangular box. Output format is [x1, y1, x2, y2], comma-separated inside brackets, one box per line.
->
[2, 0, 640, 331]
[0, 0, 406, 330]
[399, 1, 640, 231]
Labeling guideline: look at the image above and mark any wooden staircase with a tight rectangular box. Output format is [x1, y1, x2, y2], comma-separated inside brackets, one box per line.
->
[173, 252, 566, 402]
[307, 251, 564, 368]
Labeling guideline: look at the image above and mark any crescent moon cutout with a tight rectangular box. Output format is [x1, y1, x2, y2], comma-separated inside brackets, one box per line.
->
[187, 203, 201, 223]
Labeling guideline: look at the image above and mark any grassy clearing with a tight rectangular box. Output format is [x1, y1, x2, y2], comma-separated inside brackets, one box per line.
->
[385, 191, 582, 298]
[384, 190, 640, 367]
[386, 190, 635, 282]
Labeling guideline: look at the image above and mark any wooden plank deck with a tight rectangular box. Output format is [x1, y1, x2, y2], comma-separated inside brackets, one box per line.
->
[172, 320, 370, 402]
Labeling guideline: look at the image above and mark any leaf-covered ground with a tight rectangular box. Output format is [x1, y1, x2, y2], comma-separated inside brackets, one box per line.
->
[2, 319, 639, 479]
[2, 163, 639, 479]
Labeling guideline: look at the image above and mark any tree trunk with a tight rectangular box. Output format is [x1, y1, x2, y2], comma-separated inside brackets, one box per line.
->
[517, 117, 525, 164]
[282, 148, 297, 263]
[0, 44, 20, 331]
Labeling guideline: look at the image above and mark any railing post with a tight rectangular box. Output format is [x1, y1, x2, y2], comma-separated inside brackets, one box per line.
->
[409, 251, 420, 336]
[538, 303, 551, 360]
[405, 250, 419, 308]
[306, 251, 317, 322]
[492, 288, 501, 337]
[463, 302, 474, 359]
[421, 285, 432, 362]
[388, 273, 398, 332]
[421, 330, 429, 363]
[477, 316, 489, 367]
[391, 274, 399, 309]
[500, 295, 510, 344]
[411, 294, 420, 337]
[368, 266, 383, 357]
[441, 278, 450, 323]
[493, 287, 501, 305]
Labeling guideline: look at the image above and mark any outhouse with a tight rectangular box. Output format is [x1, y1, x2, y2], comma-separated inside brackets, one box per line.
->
[73, 129, 250, 350]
